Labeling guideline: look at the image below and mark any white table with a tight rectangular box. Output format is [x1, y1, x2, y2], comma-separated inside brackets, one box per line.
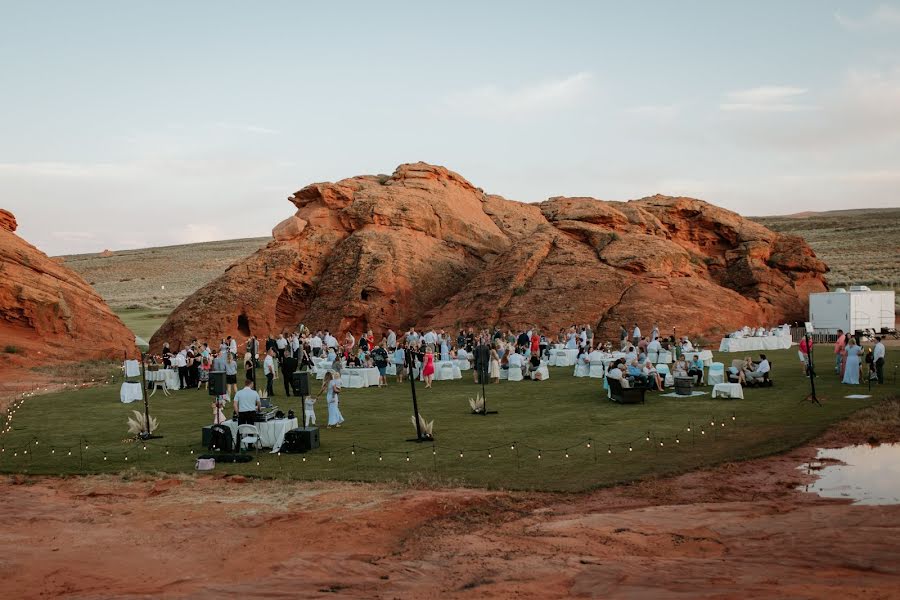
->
[428, 360, 462, 381]
[549, 348, 579, 367]
[341, 367, 380, 388]
[146, 368, 180, 390]
[119, 382, 143, 403]
[712, 383, 744, 399]
[718, 335, 792, 352]
[225, 418, 298, 453]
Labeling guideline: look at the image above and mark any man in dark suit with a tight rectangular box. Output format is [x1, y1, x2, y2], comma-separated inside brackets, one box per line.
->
[281, 352, 299, 396]
[473, 336, 491, 385]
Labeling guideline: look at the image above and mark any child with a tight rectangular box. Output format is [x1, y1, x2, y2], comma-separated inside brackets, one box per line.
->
[303, 395, 317, 427]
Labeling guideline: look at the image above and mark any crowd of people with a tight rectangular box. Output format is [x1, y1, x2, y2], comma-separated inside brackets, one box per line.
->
[830, 330, 887, 385]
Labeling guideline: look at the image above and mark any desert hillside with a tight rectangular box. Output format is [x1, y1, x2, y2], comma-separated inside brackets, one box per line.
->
[753, 208, 899, 290]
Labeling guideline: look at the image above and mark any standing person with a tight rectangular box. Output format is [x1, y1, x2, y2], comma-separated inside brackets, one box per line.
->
[247, 336, 259, 368]
[224, 353, 239, 400]
[174, 350, 188, 389]
[873, 336, 886, 384]
[619, 324, 628, 350]
[303, 395, 317, 427]
[833, 329, 846, 376]
[320, 371, 344, 428]
[422, 344, 436, 389]
[343, 332, 355, 360]
[530, 329, 540, 358]
[276, 334, 288, 363]
[233, 380, 261, 425]
[263, 348, 276, 398]
[228, 336, 238, 357]
[372, 341, 389, 387]
[393, 345, 406, 383]
[842, 339, 863, 385]
[799, 336, 813, 375]
[489, 345, 501, 384]
[280, 351, 298, 397]
[632, 323, 641, 348]
[386, 328, 397, 351]
[651, 323, 659, 342]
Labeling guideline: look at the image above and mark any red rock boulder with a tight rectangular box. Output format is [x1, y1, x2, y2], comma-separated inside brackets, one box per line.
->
[150, 163, 828, 349]
[0, 210, 137, 363]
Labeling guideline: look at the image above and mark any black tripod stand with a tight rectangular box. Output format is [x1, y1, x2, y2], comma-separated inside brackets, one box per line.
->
[799, 333, 822, 406]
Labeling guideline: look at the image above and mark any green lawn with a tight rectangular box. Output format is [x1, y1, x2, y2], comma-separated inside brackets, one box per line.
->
[0, 348, 895, 491]
[113, 307, 170, 347]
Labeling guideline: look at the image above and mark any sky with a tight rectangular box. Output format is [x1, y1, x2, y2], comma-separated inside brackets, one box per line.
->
[2, 1, 899, 255]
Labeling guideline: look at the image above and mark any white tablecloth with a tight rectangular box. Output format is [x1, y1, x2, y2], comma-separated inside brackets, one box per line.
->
[225, 418, 298, 453]
[712, 383, 744, 399]
[341, 367, 380, 388]
[145, 369, 180, 390]
[549, 348, 579, 367]
[429, 360, 462, 381]
[718, 335, 792, 352]
[120, 382, 143, 403]
[683, 350, 714, 366]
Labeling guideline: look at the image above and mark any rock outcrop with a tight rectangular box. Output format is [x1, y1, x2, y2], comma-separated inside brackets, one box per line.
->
[0, 210, 136, 363]
[151, 163, 828, 349]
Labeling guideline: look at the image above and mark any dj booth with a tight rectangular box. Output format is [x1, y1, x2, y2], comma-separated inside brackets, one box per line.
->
[203, 417, 298, 453]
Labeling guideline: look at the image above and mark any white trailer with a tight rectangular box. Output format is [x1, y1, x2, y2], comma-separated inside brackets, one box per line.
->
[809, 287, 896, 335]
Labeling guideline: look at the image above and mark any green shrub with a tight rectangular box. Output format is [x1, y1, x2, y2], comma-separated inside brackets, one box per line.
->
[4, 345, 19, 354]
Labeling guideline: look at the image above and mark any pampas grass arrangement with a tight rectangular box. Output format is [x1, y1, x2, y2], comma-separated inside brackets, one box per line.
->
[469, 393, 485, 414]
[127, 410, 158, 436]
[410, 414, 434, 439]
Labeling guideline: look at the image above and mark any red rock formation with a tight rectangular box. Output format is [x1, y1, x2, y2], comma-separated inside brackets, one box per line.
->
[150, 163, 827, 349]
[0, 210, 137, 364]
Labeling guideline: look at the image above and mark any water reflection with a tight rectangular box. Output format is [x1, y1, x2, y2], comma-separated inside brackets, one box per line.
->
[799, 443, 900, 505]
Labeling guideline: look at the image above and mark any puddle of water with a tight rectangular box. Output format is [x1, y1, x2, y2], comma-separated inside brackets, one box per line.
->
[799, 443, 900, 505]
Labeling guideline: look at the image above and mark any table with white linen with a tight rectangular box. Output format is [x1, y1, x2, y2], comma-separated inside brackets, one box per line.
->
[427, 360, 462, 381]
[145, 368, 181, 394]
[712, 383, 744, 399]
[718, 334, 792, 353]
[549, 348, 579, 367]
[119, 382, 143, 403]
[341, 367, 380, 388]
[683, 350, 714, 367]
[225, 418, 298, 453]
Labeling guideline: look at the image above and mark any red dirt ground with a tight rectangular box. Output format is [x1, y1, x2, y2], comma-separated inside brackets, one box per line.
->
[1, 417, 898, 599]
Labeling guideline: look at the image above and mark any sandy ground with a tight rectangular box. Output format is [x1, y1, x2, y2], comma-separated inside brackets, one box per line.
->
[1, 408, 899, 600]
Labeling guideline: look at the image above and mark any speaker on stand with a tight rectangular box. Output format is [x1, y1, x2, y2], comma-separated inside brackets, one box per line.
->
[209, 371, 227, 396]
[292, 371, 310, 397]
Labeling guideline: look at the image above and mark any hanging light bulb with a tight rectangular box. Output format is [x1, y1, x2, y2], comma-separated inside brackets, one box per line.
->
[378, 454, 383, 462]
[488, 452, 492, 459]
[459, 451, 464, 458]
[564, 452, 569, 459]
[537, 452, 542, 459]
[628, 446, 633, 452]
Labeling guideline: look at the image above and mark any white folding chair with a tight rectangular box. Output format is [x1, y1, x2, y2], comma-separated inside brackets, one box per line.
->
[647, 351, 658, 364]
[656, 364, 674, 387]
[456, 359, 471, 370]
[385, 363, 397, 376]
[440, 363, 454, 381]
[707, 362, 726, 386]
[574, 361, 590, 377]
[588, 361, 604, 379]
[237, 424, 261, 451]
[507, 366, 524, 381]
[344, 371, 361, 388]
[657, 350, 672, 364]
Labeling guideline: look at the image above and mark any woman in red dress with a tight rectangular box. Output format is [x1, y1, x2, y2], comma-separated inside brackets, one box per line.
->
[422, 344, 436, 388]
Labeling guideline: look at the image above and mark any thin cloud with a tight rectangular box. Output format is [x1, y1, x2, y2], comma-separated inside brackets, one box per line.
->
[625, 104, 680, 119]
[212, 122, 280, 135]
[720, 86, 817, 112]
[0, 161, 141, 178]
[835, 4, 900, 30]
[443, 72, 594, 117]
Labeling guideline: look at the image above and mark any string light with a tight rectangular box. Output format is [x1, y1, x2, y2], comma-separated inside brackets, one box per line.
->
[327, 454, 332, 462]
[302, 456, 306, 462]
[676, 438, 680, 444]
[405, 454, 410, 462]
[378, 454, 383, 462]
[124, 455, 129, 461]
[537, 451, 542, 459]
[659, 441, 664, 447]
[701, 430, 705, 435]
[510, 444, 516, 450]
[629, 445, 633, 452]
[585, 442, 591, 449]
[488, 452, 492, 459]
[607, 446, 612, 454]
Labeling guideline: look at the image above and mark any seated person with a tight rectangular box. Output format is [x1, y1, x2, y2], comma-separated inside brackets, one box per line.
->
[688, 356, 704, 385]
[624, 346, 637, 364]
[681, 337, 694, 352]
[456, 347, 468, 362]
[606, 359, 626, 386]
[646, 337, 662, 355]
[673, 357, 689, 378]
[508, 351, 525, 376]
[643, 360, 663, 391]
[325, 348, 337, 363]
[528, 353, 543, 380]
[587, 347, 605, 364]
[626, 359, 650, 387]
[745, 354, 770, 384]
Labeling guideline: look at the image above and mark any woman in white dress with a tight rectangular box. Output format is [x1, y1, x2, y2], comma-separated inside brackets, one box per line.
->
[489, 347, 501, 383]
[842, 339, 863, 385]
[320, 371, 344, 428]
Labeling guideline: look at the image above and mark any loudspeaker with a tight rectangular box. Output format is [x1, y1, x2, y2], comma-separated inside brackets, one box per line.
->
[291, 371, 310, 396]
[209, 371, 227, 396]
[281, 427, 320, 453]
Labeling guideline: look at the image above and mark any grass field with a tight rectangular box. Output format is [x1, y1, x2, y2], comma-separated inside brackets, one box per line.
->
[1, 348, 895, 491]
[113, 307, 170, 347]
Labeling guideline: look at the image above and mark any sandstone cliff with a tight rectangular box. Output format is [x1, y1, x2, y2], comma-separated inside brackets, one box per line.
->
[150, 163, 827, 349]
[0, 210, 137, 363]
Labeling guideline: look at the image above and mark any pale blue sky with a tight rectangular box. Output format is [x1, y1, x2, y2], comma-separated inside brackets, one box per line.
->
[2, 1, 899, 254]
